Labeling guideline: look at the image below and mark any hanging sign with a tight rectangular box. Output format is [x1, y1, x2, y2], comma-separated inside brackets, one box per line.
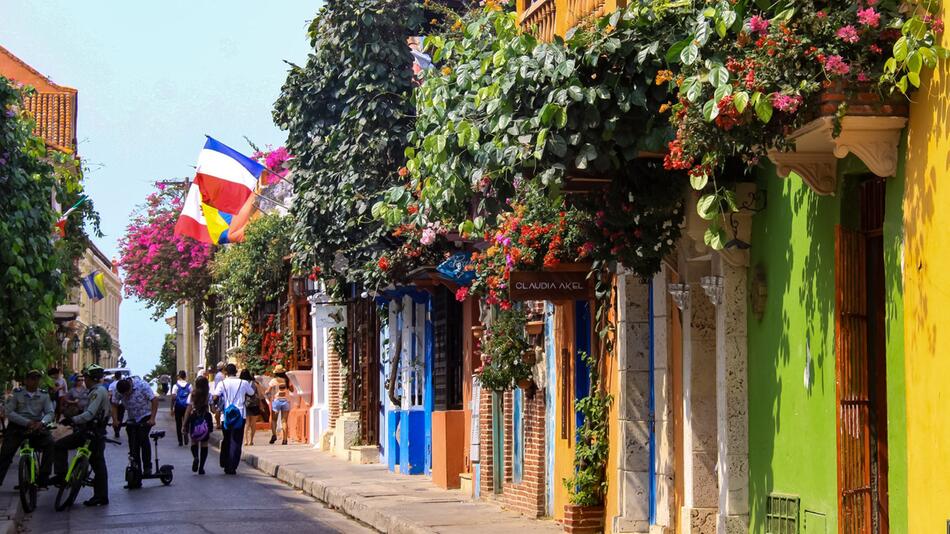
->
[508, 270, 594, 301]
[314, 305, 347, 328]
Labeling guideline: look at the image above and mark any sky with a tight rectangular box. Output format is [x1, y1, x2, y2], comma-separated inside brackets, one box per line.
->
[2, 1, 319, 375]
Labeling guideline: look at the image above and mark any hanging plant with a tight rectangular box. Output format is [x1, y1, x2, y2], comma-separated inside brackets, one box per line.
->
[477, 307, 532, 391]
[564, 351, 612, 507]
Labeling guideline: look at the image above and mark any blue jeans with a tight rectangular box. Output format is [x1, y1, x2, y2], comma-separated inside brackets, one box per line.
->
[220, 421, 245, 473]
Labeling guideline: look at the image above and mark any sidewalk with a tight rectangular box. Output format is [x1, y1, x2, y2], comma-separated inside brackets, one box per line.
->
[208, 432, 561, 534]
[0, 489, 23, 534]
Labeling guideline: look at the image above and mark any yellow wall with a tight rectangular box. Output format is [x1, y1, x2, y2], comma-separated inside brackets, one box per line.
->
[902, 13, 950, 530]
[553, 302, 575, 521]
[604, 293, 620, 529]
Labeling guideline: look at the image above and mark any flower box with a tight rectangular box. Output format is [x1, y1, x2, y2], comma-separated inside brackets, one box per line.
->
[562, 504, 604, 534]
[525, 320, 545, 337]
[810, 82, 909, 120]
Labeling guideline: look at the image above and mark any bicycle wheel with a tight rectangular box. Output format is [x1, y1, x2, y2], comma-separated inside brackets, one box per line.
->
[54, 456, 89, 512]
[17, 456, 36, 513]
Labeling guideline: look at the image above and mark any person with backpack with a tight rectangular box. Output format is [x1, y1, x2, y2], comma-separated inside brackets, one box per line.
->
[181, 376, 213, 475]
[211, 364, 254, 474]
[169, 371, 191, 446]
[240, 370, 266, 446]
[266, 364, 295, 445]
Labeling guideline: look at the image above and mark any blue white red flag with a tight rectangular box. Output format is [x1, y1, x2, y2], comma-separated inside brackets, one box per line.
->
[193, 136, 266, 214]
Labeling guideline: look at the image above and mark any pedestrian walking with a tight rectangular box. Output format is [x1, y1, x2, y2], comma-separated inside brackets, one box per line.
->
[158, 374, 172, 396]
[170, 370, 191, 446]
[181, 376, 213, 475]
[0, 370, 54, 488]
[107, 375, 124, 439]
[266, 364, 294, 445]
[54, 364, 111, 506]
[212, 362, 225, 430]
[241, 370, 266, 446]
[112, 376, 158, 486]
[212, 364, 254, 474]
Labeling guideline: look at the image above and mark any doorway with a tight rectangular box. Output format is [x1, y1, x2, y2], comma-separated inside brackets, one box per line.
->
[835, 177, 889, 534]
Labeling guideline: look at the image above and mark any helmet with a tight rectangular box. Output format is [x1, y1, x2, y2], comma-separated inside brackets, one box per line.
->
[83, 364, 105, 380]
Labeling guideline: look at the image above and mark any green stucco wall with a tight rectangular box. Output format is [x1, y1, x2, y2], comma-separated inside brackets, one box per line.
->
[884, 139, 907, 534]
[747, 165, 841, 533]
[747, 160, 908, 533]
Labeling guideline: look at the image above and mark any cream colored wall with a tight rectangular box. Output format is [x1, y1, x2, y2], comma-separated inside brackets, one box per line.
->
[75, 247, 122, 368]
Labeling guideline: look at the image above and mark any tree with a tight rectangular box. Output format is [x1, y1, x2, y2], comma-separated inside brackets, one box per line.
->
[273, 0, 423, 282]
[146, 334, 176, 382]
[0, 77, 97, 382]
[117, 183, 213, 319]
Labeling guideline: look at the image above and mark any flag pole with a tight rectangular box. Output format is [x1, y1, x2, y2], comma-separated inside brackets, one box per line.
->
[261, 167, 294, 187]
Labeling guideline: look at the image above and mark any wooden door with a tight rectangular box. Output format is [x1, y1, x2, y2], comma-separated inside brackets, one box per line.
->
[835, 225, 872, 534]
[347, 295, 380, 446]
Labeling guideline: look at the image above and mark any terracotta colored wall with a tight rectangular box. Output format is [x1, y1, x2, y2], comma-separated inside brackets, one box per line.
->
[431, 410, 466, 489]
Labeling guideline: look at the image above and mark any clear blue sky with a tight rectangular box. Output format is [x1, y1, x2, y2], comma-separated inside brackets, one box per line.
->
[2, 1, 319, 375]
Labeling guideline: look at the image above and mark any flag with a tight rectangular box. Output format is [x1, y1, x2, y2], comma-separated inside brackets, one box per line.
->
[53, 195, 88, 238]
[81, 271, 106, 302]
[193, 136, 266, 214]
[174, 183, 236, 245]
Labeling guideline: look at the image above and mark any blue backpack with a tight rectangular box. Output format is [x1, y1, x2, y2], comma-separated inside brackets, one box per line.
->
[221, 381, 244, 430]
[175, 383, 191, 409]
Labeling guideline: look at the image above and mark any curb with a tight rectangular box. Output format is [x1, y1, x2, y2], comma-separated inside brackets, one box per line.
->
[208, 433, 434, 534]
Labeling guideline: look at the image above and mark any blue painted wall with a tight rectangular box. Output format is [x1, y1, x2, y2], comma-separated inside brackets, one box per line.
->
[424, 300, 434, 477]
[513, 387, 523, 483]
[574, 300, 592, 435]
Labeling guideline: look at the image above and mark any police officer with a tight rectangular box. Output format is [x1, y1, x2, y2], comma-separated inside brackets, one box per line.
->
[53, 364, 111, 507]
[0, 370, 54, 487]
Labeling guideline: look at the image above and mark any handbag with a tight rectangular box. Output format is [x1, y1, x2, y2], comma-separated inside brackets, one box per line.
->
[260, 398, 271, 423]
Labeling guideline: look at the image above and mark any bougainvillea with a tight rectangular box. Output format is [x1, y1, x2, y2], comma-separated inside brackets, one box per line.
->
[666, 0, 946, 247]
[118, 183, 213, 319]
[477, 306, 532, 391]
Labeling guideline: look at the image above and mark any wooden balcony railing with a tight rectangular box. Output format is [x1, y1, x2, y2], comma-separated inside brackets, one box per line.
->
[517, 0, 620, 41]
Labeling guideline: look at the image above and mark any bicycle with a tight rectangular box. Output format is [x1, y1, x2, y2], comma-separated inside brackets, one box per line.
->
[15, 423, 54, 513]
[54, 428, 120, 512]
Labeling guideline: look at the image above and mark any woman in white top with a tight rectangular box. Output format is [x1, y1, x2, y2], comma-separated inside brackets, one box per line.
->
[266, 364, 295, 445]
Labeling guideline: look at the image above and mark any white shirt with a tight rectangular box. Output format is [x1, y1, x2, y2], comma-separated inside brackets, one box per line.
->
[212, 377, 254, 418]
[213, 372, 225, 387]
[170, 379, 189, 395]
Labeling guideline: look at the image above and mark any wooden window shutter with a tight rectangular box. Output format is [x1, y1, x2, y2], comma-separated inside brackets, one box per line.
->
[835, 225, 872, 534]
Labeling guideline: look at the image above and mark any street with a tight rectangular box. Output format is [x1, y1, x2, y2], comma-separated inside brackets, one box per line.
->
[16, 409, 372, 534]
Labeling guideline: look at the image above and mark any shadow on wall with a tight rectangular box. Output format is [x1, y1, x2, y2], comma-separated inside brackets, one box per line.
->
[747, 160, 837, 532]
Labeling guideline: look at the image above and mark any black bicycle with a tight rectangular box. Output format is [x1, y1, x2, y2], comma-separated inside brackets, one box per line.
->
[54, 429, 120, 512]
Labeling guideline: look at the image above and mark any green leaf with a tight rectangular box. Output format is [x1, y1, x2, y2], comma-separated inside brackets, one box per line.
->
[708, 65, 729, 88]
[893, 37, 908, 62]
[567, 85, 584, 101]
[690, 171, 708, 190]
[908, 51, 922, 74]
[734, 91, 749, 113]
[702, 98, 720, 122]
[755, 95, 773, 123]
[704, 224, 726, 250]
[686, 78, 703, 102]
[897, 75, 909, 94]
[666, 37, 691, 64]
[919, 47, 938, 68]
[697, 194, 718, 220]
[714, 83, 732, 102]
[908, 71, 921, 88]
[681, 44, 700, 66]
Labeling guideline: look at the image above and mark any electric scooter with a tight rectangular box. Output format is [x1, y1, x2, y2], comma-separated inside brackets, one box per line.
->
[124, 428, 174, 489]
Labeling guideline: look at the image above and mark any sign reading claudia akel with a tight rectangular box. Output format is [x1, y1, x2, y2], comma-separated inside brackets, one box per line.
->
[508, 270, 594, 301]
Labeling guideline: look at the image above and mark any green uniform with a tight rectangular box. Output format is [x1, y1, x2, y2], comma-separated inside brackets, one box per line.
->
[0, 388, 55, 486]
[54, 383, 111, 502]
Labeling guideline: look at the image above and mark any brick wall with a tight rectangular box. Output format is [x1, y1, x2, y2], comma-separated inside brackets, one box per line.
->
[478, 386, 548, 518]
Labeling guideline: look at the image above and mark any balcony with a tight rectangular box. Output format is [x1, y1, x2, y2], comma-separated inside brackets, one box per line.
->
[516, 0, 618, 41]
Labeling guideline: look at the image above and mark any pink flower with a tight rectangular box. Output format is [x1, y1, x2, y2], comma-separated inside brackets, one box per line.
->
[857, 8, 880, 28]
[420, 227, 436, 245]
[823, 55, 851, 76]
[857, 72, 870, 82]
[816, 10, 827, 19]
[748, 15, 769, 35]
[455, 286, 469, 302]
[836, 25, 860, 44]
[771, 93, 803, 113]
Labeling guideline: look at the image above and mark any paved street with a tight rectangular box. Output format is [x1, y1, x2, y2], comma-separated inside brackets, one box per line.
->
[15, 409, 372, 534]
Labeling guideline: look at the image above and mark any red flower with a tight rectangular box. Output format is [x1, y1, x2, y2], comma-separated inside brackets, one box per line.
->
[397, 166, 408, 177]
[455, 286, 469, 302]
[377, 256, 390, 271]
